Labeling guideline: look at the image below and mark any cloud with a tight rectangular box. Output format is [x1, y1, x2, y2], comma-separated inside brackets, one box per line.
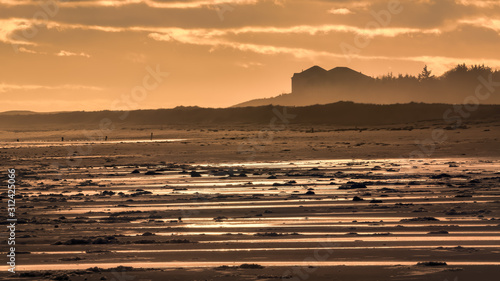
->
[145, 24, 442, 60]
[328, 8, 353, 15]
[126, 52, 147, 63]
[456, 0, 500, 8]
[0, 83, 102, 93]
[236, 61, 264, 68]
[0, 18, 35, 45]
[407, 55, 500, 75]
[0, 98, 113, 112]
[55, 21, 441, 38]
[0, 0, 262, 9]
[459, 18, 500, 33]
[143, 24, 443, 55]
[18, 46, 43, 54]
[56, 50, 91, 58]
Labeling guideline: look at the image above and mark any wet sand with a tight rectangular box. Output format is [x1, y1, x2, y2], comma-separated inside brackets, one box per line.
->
[0, 125, 499, 280]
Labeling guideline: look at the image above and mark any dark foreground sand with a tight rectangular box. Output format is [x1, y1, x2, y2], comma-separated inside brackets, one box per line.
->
[0, 124, 499, 280]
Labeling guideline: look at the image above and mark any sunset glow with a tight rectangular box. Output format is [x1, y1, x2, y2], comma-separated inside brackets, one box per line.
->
[1, 0, 500, 111]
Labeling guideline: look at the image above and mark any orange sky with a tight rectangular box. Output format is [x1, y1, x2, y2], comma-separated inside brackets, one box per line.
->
[1, 0, 500, 112]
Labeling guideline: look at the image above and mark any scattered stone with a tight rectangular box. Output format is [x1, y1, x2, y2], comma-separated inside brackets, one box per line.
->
[417, 261, 447, 266]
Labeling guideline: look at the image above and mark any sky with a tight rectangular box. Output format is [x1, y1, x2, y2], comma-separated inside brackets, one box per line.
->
[1, 0, 500, 112]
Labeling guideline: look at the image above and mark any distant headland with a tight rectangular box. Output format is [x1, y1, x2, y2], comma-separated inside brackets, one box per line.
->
[234, 64, 500, 107]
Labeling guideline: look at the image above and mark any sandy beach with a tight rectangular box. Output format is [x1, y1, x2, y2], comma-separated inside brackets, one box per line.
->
[1, 124, 499, 280]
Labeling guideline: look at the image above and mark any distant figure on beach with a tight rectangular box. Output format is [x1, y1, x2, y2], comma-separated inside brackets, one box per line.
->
[105, 136, 108, 141]
[16, 139, 19, 142]
[150, 132, 153, 141]
[61, 137, 64, 142]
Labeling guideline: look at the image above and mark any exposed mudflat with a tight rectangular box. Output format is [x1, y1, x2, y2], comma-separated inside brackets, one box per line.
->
[0, 126, 499, 280]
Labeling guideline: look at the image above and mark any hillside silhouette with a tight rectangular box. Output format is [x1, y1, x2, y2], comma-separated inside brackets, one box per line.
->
[1, 102, 500, 130]
[234, 64, 500, 107]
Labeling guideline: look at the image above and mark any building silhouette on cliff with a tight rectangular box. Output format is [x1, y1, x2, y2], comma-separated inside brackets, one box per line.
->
[291, 66, 373, 95]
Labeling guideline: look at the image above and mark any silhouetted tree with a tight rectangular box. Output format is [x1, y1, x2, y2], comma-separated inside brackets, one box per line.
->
[418, 65, 435, 81]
